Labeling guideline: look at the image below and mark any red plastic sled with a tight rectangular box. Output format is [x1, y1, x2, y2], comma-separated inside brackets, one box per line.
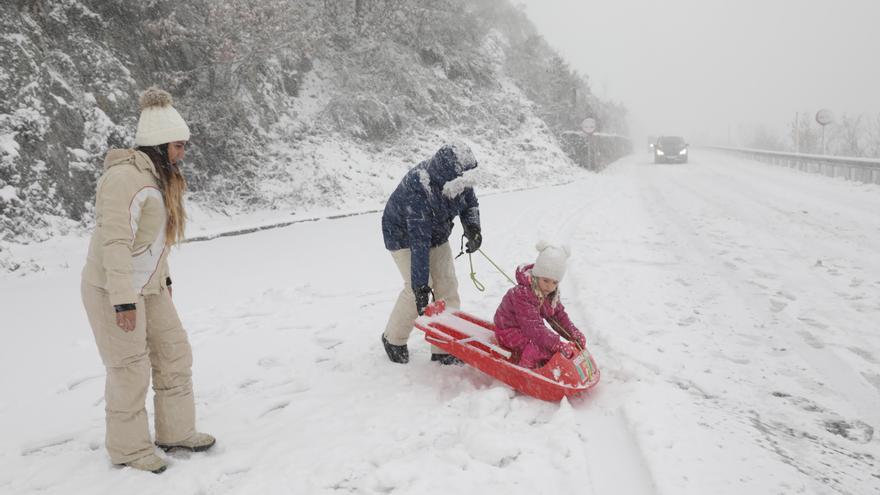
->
[414, 301, 600, 401]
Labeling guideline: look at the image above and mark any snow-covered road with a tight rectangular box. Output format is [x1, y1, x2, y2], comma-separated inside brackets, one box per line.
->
[1, 150, 879, 494]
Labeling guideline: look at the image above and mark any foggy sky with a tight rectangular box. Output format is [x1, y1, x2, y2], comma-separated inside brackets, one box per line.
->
[517, 0, 880, 145]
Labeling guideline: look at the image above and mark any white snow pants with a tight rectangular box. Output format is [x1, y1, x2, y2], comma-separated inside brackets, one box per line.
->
[81, 280, 196, 464]
[383, 242, 460, 350]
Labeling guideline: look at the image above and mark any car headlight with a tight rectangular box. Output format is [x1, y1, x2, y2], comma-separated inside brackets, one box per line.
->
[656, 149, 665, 155]
[679, 148, 688, 155]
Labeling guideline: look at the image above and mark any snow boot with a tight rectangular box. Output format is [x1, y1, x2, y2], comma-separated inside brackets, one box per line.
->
[157, 432, 216, 452]
[123, 453, 167, 474]
[382, 334, 409, 364]
[431, 353, 463, 366]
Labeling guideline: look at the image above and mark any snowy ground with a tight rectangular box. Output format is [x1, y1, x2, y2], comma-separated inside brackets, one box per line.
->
[1, 149, 879, 494]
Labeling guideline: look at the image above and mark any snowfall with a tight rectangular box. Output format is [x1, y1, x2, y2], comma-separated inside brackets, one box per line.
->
[1, 149, 879, 495]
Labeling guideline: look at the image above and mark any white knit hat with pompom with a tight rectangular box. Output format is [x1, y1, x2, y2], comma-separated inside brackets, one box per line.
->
[134, 86, 190, 146]
[531, 241, 571, 281]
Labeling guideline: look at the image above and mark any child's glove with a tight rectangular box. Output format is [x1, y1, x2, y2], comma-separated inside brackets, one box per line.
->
[413, 285, 432, 315]
[559, 342, 577, 359]
[463, 224, 482, 253]
[576, 333, 586, 348]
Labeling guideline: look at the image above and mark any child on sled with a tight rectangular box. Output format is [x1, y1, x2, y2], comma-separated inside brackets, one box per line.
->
[493, 242, 586, 369]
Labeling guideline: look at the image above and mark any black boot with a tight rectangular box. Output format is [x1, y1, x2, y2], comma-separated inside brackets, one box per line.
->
[382, 334, 409, 364]
[431, 353, 464, 366]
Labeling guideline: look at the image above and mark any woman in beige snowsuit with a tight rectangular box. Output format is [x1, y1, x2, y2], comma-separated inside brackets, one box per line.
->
[81, 87, 214, 473]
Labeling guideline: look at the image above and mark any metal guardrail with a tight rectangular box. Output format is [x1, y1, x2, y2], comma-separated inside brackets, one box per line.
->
[706, 146, 880, 185]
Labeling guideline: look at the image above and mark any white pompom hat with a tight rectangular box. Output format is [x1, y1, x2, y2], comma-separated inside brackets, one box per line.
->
[531, 241, 571, 281]
[134, 86, 190, 146]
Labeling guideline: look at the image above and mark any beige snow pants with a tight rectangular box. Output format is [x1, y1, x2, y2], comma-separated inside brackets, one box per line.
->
[81, 280, 195, 464]
[383, 242, 460, 350]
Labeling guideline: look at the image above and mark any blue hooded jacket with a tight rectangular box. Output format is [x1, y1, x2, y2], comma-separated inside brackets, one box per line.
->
[382, 143, 481, 288]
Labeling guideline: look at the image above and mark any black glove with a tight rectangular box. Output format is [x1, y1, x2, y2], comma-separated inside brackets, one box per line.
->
[413, 285, 432, 315]
[463, 224, 482, 253]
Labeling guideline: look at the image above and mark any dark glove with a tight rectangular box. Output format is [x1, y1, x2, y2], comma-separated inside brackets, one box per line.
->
[463, 224, 482, 253]
[413, 285, 432, 316]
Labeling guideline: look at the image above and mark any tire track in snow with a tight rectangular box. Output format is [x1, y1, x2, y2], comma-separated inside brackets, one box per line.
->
[651, 157, 880, 428]
[471, 175, 659, 494]
[634, 156, 880, 493]
[574, 405, 659, 495]
[539, 175, 659, 495]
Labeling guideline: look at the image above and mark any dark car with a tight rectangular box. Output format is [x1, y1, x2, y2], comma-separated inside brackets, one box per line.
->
[654, 136, 689, 163]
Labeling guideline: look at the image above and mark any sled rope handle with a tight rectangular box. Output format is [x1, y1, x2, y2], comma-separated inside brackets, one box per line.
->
[456, 235, 487, 291]
[456, 246, 516, 292]
[465, 250, 515, 292]
[467, 253, 486, 292]
[456, 235, 514, 291]
[477, 249, 516, 286]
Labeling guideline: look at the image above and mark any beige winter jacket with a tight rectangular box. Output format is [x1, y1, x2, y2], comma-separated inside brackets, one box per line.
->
[82, 149, 171, 306]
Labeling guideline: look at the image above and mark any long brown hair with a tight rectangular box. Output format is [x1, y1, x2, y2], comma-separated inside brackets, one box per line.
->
[530, 274, 559, 309]
[137, 145, 187, 246]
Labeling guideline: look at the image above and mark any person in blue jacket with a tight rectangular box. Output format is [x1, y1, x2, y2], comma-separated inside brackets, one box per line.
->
[381, 142, 483, 364]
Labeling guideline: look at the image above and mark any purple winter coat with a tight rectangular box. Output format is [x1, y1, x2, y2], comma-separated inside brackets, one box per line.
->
[493, 264, 585, 367]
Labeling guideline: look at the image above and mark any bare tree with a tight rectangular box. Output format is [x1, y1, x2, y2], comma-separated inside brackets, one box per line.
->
[865, 113, 880, 158]
[788, 111, 820, 154]
[828, 113, 864, 157]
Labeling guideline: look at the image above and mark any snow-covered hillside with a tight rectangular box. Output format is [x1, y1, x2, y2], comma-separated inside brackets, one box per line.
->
[1, 150, 878, 494]
[0, 0, 629, 249]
